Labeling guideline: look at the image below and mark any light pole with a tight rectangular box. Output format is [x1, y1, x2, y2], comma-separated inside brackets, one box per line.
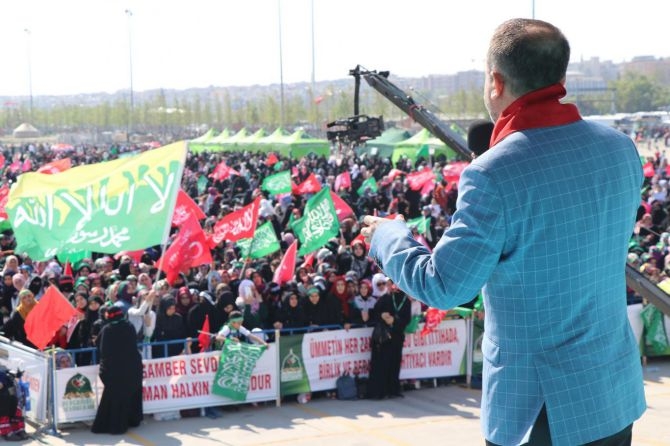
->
[531, 0, 536, 19]
[124, 9, 134, 143]
[277, 0, 285, 128]
[23, 28, 33, 123]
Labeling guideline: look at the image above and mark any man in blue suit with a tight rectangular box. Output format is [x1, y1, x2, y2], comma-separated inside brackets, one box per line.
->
[362, 18, 645, 445]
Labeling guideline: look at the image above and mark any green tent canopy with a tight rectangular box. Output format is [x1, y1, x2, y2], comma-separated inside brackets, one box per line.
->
[237, 128, 267, 152]
[391, 128, 458, 165]
[359, 127, 412, 158]
[188, 128, 218, 153]
[221, 128, 249, 152]
[257, 127, 292, 153]
[282, 129, 330, 158]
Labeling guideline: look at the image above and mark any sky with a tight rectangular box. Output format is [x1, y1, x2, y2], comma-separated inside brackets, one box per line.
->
[0, 0, 668, 97]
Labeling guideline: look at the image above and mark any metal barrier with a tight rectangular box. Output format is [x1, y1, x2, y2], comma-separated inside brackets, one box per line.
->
[4, 319, 473, 434]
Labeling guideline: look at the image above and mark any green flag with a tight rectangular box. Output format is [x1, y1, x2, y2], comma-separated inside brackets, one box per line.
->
[292, 188, 340, 255]
[237, 238, 253, 258]
[417, 144, 430, 160]
[249, 221, 280, 259]
[262, 170, 292, 195]
[356, 176, 378, 196]
[212, 339, 267, 401]
[6, 142, 186, 261]
[197, 174, 209, 195]
[407, 216, 428, 234]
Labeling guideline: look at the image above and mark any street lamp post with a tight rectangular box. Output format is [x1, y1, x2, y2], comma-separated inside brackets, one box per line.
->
[24, 28, 33, 123]
[125, 9, 134, 143]
[277, 0, 285, 128]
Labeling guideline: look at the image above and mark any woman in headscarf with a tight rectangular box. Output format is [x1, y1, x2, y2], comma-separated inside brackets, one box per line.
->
[367, 280, 411, 400]
[327, 276, 352, 321]
[206, 270, 223, 296]
[0, 270, 17, 326]
[67, 291, 92, 365]
[349, 279, 377, 327]
[371, 273, 390, 298]
[1, 256, 19, 275]
[302, 286, 342, 329]
[3, 289, 37, 349]
[151, 296, 187, 359]
[115, 280, 135, 312]
[273, 291, 307, 332]
[91, 304, 143, 435]
[174, 286, 196, 319]
[350, 239, 373, 280]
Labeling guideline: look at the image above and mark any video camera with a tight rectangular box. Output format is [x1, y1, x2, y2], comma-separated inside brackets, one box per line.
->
[326, 115, 384, 145]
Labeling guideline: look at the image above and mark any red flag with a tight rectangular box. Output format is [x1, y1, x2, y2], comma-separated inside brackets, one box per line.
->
[292, 173, 322, 195]
[643, 162, 655, 178]
[8, 160, 22, 173]
[273, 240, 298, 286]
[329, 190, 355, 221]
[21, 159, 32, 172]
[209, 161, 240, 181]
[0, 153, 5, 168]
[420, 307, 448, 337]
[37, 158, 72, 174]
[0, 185, 10, 219]
[172, 189, 207, 227]
[198, 315, 211, 351]
[301, 252, 316, 268]
[406, 167, 436, 191]
[211, 197, 260, 246]
[334, 171, 351, 192]
[266, 153, 279, 166]
[314, 96, 324, 104]
[442, 161, 469, 184]
[159, 217, 213, 285]
[420, 180, 435, 197]
[25, 286, 78, 350]
[64, 261, 73, 277]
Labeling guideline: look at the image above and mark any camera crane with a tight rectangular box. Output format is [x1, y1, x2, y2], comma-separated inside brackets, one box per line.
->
[353, 65, 474, 160]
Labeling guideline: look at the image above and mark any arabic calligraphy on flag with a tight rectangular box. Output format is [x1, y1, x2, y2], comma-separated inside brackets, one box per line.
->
[6, 142, 187, 260]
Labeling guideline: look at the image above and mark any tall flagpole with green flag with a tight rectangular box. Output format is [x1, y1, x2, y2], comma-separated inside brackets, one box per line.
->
[6, 141, 187, 261]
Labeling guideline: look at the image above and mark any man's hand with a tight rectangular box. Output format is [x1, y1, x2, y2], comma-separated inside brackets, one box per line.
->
[361, 214, 404, 244]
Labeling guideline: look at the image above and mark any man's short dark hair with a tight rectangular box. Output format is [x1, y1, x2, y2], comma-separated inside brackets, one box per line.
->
[487, 18, 570, 96]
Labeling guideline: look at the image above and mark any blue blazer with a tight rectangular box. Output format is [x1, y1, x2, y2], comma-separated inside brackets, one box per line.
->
[370, 120, 646, 445]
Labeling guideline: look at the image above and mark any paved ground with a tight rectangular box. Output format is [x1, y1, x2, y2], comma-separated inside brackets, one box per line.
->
[18, 356, 670, 446]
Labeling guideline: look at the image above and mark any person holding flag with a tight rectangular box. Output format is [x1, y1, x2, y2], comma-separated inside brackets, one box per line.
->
[215, 311, 268, 346]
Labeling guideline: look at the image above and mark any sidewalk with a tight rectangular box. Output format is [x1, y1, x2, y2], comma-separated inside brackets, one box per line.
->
[21, 357, 670, 446]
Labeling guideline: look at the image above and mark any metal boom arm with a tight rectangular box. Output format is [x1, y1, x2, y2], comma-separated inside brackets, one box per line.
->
[355, 66, 474, 159]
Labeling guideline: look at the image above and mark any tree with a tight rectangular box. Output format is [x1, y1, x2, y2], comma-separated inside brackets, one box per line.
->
[611, 72, 669, 112]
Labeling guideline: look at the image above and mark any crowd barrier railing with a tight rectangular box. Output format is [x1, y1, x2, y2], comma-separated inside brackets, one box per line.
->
[2, 318, 473, 433]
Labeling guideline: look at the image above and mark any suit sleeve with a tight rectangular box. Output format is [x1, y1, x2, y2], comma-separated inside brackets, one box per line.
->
[369, 164, 506, 310]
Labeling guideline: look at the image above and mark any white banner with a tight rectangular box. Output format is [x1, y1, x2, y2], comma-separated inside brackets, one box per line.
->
[54, 365, 101, 423]
[0, 339, 49, 423]
[302, 327, 374, 392]
[53, 348, 279, 423]
[399, 319, 468, 379]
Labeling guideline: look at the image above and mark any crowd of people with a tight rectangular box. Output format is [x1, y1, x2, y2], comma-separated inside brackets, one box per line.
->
[0, 118, 663, 438]
[0, 138, 465, 432]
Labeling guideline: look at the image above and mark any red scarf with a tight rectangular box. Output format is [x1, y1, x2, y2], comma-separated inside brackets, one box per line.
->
[490, 83, 581, 148]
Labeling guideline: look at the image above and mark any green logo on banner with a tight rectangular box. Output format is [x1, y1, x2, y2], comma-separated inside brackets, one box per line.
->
[278, 334, 311, 396]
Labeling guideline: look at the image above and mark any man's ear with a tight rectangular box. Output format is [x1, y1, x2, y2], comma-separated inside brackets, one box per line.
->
[490, 71, 505, 99]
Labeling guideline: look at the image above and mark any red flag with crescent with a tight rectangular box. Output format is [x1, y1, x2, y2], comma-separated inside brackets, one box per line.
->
[158, 216, 212, 285]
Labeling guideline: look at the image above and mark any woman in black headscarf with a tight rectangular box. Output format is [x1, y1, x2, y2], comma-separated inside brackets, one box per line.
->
[151, 296, 187, 358]
[91, 304, 143, 434]
[367, 280, 411, 400]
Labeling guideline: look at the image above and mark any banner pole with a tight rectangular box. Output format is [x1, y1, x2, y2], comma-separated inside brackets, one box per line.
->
[275, 329, 281, 408]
